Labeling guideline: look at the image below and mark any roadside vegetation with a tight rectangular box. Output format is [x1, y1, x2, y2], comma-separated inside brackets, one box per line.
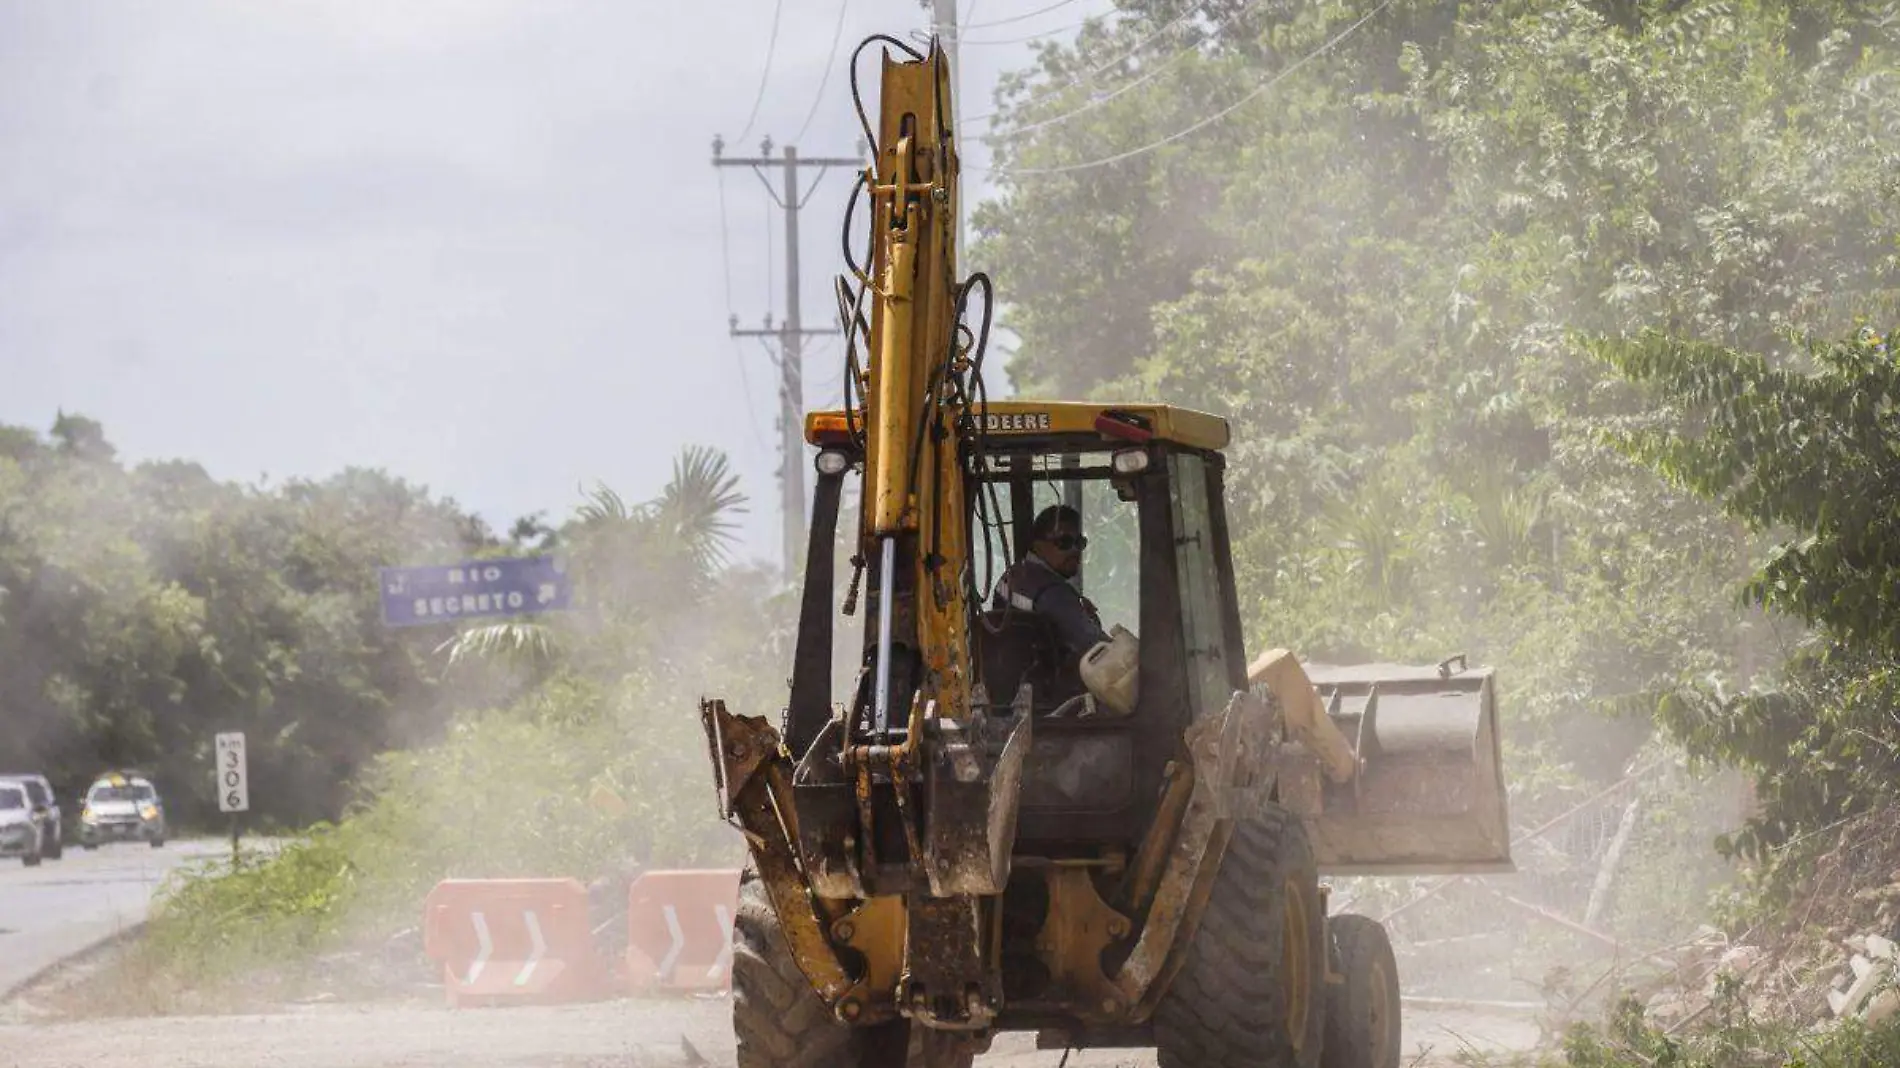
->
[124, 448, 785, 997]
[1459, 994, 1900, 1066]
[0, 425, 782, 1000]
[0, 415, 506, 828]
[982, 0, 1900, 1059]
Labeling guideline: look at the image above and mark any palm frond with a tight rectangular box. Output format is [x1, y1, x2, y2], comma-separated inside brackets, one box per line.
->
[1465, 470, 1548, 568]
[437, 621, 560, 666]
[657, 446, 748, 569]
[574, 484, 635, 525]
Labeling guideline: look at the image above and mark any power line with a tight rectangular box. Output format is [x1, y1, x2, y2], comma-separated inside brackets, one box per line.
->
[910, 0, 1078, 47]
[736, 0, 787, 143]
[964, 0, 1215, 123]
[729, 340, 774, 452]
[959, 15, 1095, 47]
[717, 170, 773, 453]
[807, 345, 847, 405]
[965, 0, 1231, 125]
[716, 169, 738, 313]
[979, 0, 1394, 178]
[962, 0, 1084, 32]
[976, 23, 1200, 139]
[794, 0, 853, 144]
[712, 143, 857, 578]
[753, 335, 783, 369]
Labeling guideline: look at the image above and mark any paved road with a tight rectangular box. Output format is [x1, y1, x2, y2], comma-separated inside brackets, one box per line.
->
[0, 839, 229, 1000]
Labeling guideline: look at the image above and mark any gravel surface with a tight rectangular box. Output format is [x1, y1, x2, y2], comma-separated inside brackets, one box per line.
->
[0, 994, 1539, 1068]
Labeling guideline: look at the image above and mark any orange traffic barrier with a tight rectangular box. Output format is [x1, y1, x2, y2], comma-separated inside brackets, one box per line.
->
[423, 878, 609, 1006]
[624, 868, 742, 993]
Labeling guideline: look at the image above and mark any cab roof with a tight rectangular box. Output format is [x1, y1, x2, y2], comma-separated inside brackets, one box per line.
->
[804, 401, 1230, 452]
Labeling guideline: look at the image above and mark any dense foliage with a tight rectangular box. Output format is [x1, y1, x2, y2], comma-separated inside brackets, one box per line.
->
[1603, 329, 1900, 658]
[976, 5, 1900, 1051]
[1599, 327, 1900, 863]
[129, 441, 779, 986]
[0, 414, 510, 827]
[976, 0, 1900, 805]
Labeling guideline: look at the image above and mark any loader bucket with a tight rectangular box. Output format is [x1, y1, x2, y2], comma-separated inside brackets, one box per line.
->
[1276, 662, 1513, 876]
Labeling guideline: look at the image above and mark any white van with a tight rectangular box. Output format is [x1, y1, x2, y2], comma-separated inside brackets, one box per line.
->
[0, 774, 63, 860]
[0, 781, 45, 865]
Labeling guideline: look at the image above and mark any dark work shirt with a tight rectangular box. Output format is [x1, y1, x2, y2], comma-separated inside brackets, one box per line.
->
[992, 556, 1110, 662]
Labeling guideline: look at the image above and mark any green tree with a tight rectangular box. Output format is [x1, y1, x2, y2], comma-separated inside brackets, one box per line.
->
[0, 416, 498, 826]
[1602, 328, 1900, 654]
[974, 0, 1900, 785]
[1600, 326, 1900, 857]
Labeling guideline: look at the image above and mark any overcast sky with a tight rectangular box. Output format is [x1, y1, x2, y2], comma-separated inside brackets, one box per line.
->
[0, 0, 1115, 568]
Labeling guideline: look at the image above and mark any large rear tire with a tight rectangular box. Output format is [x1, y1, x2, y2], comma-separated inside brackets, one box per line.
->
[730, 869, 974, 1068]
[1155, 806, 1327, 1068]
[1321, 914, 1401, 1068]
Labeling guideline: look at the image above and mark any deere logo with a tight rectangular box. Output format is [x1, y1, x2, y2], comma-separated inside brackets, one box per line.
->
[981, 412, 1053, 432]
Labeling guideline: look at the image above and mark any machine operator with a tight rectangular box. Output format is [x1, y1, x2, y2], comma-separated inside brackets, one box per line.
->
[992, 504, 1110, 667]
[990, 501, 1143, 721]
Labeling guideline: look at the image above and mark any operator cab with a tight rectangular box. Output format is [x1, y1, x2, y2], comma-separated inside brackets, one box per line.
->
[969, 449, 1137, 718]
[794, 401, 1245, 848]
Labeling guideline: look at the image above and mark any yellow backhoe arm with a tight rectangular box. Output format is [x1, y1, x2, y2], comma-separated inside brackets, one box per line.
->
[861, 43, 971, 735]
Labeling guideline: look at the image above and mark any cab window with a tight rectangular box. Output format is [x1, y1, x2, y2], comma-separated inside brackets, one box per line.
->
[0, 787, 23, 810]
[967, 450, 1144, 718]
[1023, 463, 1139, 633]
[1169, 452, 1231, 719]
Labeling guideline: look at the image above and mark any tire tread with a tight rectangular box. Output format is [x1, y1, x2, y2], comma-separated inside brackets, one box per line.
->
[1154, 807, 1327, 1068]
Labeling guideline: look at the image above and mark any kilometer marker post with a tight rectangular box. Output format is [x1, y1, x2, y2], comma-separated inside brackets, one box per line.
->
[215, 732, 250, 870]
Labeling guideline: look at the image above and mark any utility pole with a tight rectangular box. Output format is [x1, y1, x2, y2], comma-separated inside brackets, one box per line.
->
[712, 136, 860, 579]
[929, 0, 964, 244]
[932, 0, 960, 87]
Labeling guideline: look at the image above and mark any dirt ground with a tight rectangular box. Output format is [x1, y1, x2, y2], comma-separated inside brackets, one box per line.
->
[0, 996, 1540, 1068]
[0, 936, 1541, 1067]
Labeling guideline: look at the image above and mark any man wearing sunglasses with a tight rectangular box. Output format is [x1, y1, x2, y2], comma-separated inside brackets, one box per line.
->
[992, 504, 1111, 671]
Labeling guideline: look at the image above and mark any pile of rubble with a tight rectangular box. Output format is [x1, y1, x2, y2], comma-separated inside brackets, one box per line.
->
[1628, 924, 1900, 1035]
[1598, 809, 1900, 1039]
[1826, 933, 1900, 1025]
[1626, 893, 1900, 1033]
[1672, 929, 1899, 1022]
[1637, 933, 1768, 1029]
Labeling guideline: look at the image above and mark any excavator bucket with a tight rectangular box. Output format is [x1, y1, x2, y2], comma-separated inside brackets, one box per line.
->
[1273, 660, 1513, 876]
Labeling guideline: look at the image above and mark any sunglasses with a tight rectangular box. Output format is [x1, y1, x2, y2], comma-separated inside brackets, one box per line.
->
[1046, 533, 1088, 552]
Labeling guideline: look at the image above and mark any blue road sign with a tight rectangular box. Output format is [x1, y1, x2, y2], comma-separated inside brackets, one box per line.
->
[378, 555, 573, 628]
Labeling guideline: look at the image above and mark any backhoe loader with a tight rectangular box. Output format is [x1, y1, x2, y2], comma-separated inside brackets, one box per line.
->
[699, 34, 1511, 1068]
